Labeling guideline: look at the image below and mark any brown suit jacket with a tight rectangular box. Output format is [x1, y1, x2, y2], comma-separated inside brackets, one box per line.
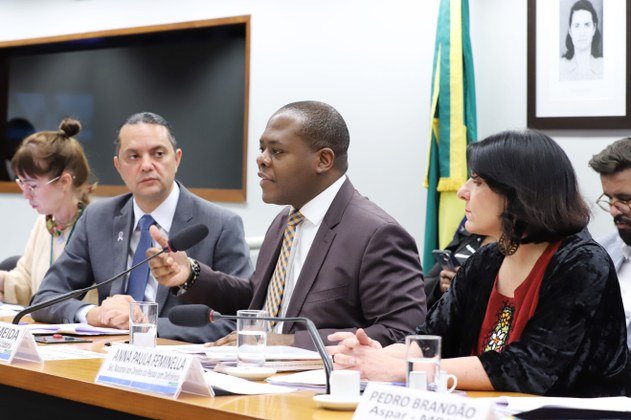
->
[181, 178, 426, 348]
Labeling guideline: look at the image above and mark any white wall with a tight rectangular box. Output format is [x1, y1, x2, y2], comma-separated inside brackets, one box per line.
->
[470, 0, 629, 238]
[0, 0, 623, 260]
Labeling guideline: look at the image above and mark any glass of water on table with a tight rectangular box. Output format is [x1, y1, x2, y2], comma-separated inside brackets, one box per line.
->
[237, 309, 269, 367]
[129, 301, 158, 348]
[406, 335, 441, 391]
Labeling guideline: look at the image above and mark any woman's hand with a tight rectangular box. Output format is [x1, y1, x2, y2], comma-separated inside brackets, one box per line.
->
[326, 329, 406, 382]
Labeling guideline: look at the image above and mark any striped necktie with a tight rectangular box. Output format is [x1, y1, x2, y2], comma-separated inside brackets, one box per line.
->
[263, 210, 305, 325]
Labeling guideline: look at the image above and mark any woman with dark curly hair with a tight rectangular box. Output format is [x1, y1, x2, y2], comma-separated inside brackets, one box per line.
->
[329, 129, 629, 397]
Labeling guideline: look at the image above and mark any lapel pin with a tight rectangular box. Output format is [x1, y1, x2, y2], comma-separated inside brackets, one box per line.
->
[117, 231, 124, 242]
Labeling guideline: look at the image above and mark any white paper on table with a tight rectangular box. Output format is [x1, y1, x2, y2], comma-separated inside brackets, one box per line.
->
[204, 370, 296, 395]
[27, 323, 128, 336]
[267, 368, 326, 388]
[0, 303, 24, 317]
[479, 396, 631, 415]
[38, 346, 108, 360]
[159, 344, 208, 353]
[202, 345, 321, 361]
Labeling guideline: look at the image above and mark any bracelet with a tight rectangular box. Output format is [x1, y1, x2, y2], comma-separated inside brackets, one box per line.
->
[181, 258, 200, 291]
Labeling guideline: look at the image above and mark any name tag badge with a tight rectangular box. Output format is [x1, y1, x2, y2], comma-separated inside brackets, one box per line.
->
[354, 383, 496, 420]
[0, 322, 43, 364]
[96, 344, 213, 398]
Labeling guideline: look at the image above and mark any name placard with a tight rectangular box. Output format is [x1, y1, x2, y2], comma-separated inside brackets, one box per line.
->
[354, 383, 496, 420]
[96, 344, 213, 398]
[0, 322, 42, 364]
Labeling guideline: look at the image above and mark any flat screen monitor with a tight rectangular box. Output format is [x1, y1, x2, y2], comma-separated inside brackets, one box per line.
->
[0, 17, 250, 202]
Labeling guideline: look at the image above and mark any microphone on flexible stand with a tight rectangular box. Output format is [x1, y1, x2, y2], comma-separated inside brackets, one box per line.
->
[168, 304, 334, 394]
[12, 224, 210, 325]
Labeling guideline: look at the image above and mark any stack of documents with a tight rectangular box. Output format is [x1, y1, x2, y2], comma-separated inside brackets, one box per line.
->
[167, 344, 324, 371]
[27, 323, 128, 336]
[0, 303, 24, 317]
[267, 368, 327, 391]
[204, 370, 296, 396]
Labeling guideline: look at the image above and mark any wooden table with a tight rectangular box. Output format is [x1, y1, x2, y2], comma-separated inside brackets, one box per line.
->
[0, 330, 527, 419]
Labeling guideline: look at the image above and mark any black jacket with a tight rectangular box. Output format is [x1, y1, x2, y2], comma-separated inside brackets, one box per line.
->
[417, 229, 630, 397]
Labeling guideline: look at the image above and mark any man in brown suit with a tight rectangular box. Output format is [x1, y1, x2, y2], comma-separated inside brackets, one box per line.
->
[148, 101, 426, 348]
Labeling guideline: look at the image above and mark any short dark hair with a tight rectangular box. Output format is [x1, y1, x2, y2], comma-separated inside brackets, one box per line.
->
[276, 101, 350, 172]
[563, 0, 602, 59]
[467, 129, 590, 245]
[115, 112, 177, 154]
[588, 138, 631, 175]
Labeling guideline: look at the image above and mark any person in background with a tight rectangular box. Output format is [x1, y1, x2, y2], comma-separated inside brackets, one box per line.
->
[147, 101, 426, 349]
[0, 118, 35, 181]
[589, 137, 631, 351]
[0, 118, 96, 305]
[329, 129, 629, 397]
[424, 218, 490, 309]
[30, 112, 252, 342]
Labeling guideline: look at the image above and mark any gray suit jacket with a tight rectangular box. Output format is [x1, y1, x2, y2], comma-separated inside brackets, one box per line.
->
[179, 178, 426, 348]
[30, 183, 253, 341]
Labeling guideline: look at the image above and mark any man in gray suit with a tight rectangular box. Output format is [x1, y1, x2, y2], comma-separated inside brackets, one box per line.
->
[148, 101, 426, 349]
[589, 137, 631, 350]
[31, 112, 252, 341]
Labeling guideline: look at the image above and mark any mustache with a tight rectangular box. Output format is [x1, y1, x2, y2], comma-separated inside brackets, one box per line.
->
[614, 214, 631, 226]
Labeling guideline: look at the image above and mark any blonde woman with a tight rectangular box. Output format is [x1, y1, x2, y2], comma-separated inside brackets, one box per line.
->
[0, 118, 95, 305]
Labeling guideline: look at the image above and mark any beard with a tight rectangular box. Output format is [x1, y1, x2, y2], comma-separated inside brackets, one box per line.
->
[614, 214, 631, 245]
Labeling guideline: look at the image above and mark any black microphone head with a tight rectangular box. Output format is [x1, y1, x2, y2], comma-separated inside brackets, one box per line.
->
[168, 304, 212, 327]
[167, 224, 209, 252]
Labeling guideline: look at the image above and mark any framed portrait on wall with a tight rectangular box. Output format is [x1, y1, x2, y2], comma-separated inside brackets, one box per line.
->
[527, 0, 631, 129]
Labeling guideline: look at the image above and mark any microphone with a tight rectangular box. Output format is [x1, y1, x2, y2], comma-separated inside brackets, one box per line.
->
[168, 304, 334, 394]
[12, 223, 209, 325]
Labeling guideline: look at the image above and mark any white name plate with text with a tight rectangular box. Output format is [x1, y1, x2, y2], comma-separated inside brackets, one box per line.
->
[96, 344, 212, 398]
[0, 322, 42, 364]
[354, 383, 497, 420]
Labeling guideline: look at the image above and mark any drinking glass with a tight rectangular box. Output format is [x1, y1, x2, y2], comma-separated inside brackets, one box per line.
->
[237, 309, 268, 367]
[406, 335, 441, 391]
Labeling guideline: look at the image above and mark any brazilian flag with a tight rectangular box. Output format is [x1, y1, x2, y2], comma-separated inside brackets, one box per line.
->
[423, 0, 477, 269]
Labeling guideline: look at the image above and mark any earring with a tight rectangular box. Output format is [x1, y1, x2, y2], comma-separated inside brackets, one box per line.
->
[498, 233, 519, 256]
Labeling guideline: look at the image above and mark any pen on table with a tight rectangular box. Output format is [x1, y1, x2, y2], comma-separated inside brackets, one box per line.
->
[104, 340, 129, 346]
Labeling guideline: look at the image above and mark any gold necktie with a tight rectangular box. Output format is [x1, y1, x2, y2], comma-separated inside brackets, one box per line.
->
[263, 210, 305, 325]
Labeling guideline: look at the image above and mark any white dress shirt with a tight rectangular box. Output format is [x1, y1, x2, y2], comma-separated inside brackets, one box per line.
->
[618, 245, 631, 336]
[75, 183, 180, 322]
[273, 175, 346, 332]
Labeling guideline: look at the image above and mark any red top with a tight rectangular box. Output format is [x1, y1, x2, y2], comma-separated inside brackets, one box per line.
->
[476, 241, 561, 354]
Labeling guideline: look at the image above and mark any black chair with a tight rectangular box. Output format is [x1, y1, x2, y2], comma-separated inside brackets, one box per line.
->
[0, 255, 20, 271]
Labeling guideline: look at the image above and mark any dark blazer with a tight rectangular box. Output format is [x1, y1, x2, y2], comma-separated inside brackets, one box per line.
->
[180, 178, 426, 348]
[30, 183, 253, 341]
[417, 229, 630, 397]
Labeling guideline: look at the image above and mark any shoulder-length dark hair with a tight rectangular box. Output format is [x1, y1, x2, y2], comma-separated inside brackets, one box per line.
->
[563, 0, 603, 59]
[467, 130, 590, 245]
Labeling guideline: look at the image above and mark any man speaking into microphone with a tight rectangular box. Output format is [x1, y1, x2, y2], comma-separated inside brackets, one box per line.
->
[148, 101, 426, 349]
[30, 112, 252, 341]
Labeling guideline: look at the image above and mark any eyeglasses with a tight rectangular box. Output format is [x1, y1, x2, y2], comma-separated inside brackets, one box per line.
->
[15, 175, 61, 195]
[596, 193, 631, 213]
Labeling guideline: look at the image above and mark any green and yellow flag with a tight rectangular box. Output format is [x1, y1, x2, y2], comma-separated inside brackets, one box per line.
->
[423, 0, 477, 269]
